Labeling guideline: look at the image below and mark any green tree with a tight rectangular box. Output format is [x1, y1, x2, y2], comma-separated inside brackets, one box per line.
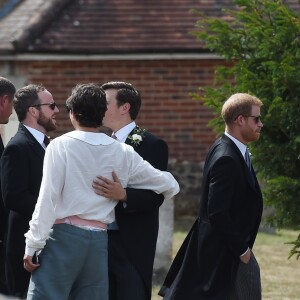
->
[192, 0, 300, 257]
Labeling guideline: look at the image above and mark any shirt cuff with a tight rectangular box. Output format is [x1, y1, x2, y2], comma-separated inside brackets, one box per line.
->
[25, 246, 41, 257]
[240, 247, 250, 258]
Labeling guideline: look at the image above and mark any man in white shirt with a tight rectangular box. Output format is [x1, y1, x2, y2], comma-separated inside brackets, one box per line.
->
[0, 84, 59, 298]
[22, 83, 179, 300]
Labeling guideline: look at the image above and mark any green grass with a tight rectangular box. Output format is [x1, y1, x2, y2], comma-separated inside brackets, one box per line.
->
[152, 217, 300, 300]
[256, 229, 300, 299]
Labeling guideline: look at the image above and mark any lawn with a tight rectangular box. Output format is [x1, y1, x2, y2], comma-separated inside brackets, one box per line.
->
[152, 216, 300, 300]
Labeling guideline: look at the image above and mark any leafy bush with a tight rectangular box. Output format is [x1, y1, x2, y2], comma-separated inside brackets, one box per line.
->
[192, 0, 300, 255]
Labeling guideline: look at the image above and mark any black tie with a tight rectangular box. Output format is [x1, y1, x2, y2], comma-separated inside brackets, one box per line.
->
[43, 135, 50, 148]
[0, 135, 4, 156]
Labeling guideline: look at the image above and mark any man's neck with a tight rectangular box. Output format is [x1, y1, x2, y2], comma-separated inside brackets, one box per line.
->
[225, 127, 246, 145]
[74, 125, 99, 133]
[22, 121, 46, 134]
[113, 119, 134, 132]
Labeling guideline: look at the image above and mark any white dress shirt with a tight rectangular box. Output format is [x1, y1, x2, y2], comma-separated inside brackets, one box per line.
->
[23, 124, 48, 149]
[25, 130, 179, 255]
[113, 121, 136, 142]
[224, 131, 247, 158]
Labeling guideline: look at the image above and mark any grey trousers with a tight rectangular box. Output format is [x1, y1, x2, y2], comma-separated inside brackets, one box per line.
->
[230, 252, 261, 300]
[27, 224, 108, 300]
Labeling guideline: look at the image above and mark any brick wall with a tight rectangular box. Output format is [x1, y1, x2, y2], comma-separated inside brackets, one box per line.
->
[7, 59, 219, 163]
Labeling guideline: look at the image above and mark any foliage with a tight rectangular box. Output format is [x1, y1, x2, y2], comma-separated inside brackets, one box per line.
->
[192, 0, 300, 255]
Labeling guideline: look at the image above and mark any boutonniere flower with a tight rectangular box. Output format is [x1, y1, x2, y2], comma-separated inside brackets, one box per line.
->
[128, 127, 146, 146]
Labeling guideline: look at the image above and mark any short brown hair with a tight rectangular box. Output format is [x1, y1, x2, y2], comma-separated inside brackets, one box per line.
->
[0, 77, 16, 99]
[101, 81, 141, 120]
[14, 84, 45, 122]
[221, 93, 263, 125]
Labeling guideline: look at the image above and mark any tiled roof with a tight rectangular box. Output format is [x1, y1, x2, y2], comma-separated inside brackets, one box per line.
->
[0, 0, 299, 54]
[0, 0, 73, 52]
[0, 0, 43, 52]
[28, 0, 239, 54]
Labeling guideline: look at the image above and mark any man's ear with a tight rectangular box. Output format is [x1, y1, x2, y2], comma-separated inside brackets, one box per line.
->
[0, 95, 8, 108]
[122, 102, 131, 113]
[27, 106, 39, 118]
[235, 115, 245, 126]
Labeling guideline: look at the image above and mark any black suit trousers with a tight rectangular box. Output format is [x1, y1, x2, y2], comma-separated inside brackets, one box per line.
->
[5, 212, 30, 298]
[108, 231, 147, 300]
[0, 240, 8, 295]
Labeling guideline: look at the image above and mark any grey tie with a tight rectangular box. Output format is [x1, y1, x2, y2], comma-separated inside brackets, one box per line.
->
[245, 148, 251, 170]
[245, 148, 255, 186]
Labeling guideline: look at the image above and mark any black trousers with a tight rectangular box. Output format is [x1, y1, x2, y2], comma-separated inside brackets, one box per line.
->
[108, 231, 148, 300]
[230, 252, 261, 300]
[0, 241, 8, 295]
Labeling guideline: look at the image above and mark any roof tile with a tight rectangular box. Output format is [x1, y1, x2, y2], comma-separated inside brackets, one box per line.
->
[27, 0, 237, 53]
[0, 0, 299, 54]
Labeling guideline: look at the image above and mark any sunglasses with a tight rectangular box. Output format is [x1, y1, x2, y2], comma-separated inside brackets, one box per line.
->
[32, 101, 57, 110]
[243, 115, 261, 123]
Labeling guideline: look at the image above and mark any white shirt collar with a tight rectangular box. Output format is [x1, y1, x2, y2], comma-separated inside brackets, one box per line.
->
[65, 130, 115, 145]
[224, 131, 247, 157]
[23, 124, 45, 147]
[114, 121, 136, 143]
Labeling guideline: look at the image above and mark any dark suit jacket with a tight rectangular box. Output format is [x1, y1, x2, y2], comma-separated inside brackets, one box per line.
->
[0, 123, 45, 296]
[0, 135, 8, 294]
[0, 136, 6, 241]
[159, 134, 263, 300]
[114, 128, 168, 298]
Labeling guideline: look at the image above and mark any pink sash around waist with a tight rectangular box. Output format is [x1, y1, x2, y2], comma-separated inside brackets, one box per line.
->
[54, 215, 107, 230]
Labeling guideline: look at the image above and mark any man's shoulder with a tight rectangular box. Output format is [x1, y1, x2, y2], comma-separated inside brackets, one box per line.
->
[144, 130, 161, 141]
[206, 136, 243, 169]
[211, 135, 237, 152]
[5, 127, 40, 153]
[7, 128, 31, 145]
[138, 132, 168, 157]
[142, 130, 166, 145]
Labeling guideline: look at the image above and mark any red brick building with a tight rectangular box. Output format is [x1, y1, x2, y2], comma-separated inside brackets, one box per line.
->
[0, 0, 299, 227]
[0, 0, 299, 192]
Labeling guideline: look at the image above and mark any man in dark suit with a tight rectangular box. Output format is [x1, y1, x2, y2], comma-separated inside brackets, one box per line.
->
[0, 84, 59, 298]
[0, 77, 16, 295]
[159, 93, 264, 300]
[92, 81, 168, 300]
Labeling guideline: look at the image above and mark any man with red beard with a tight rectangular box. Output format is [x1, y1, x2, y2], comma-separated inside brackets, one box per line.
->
[0, 84, 59, 298]
[160, 93, 264, 300]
